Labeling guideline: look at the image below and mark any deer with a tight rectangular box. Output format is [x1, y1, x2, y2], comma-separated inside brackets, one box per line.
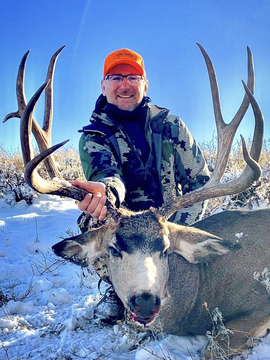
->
[4, 44, 269, 358]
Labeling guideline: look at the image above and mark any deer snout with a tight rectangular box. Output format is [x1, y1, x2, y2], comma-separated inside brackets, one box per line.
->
[128, 292, 161, 325]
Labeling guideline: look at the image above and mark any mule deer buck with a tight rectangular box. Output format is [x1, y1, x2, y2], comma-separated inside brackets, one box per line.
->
[5, 45, 269, 357]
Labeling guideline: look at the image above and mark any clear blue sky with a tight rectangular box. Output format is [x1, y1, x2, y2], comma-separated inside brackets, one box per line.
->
[1, 0, 270, 153]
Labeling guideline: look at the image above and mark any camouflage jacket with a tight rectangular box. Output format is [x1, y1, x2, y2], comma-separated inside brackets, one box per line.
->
[79, 100, 210, 225]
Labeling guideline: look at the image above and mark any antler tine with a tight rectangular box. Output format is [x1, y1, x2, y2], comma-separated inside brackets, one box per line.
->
[3, 50, 29, 122]
[21, 81, 47, 166]
[196, 43, 224, 130]
[25, 140, 89, 201]
[197, 44, 254, 182]
[241, 81, 263, 162]
[232, 47, 254, 123]
[30, 46, 65, 178]
[43, 45, 65, 137]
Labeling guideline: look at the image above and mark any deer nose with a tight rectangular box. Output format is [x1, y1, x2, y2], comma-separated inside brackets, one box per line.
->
[128, 292, 161, 323]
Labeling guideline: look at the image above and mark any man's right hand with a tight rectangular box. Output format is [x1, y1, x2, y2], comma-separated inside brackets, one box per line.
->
[70, 180, 107, 221]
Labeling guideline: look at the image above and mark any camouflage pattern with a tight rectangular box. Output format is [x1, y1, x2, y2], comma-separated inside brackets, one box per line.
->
[79, 101, 210, 227]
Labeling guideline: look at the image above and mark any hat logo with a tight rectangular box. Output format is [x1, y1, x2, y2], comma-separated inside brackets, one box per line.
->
[114, 51, 135, 60]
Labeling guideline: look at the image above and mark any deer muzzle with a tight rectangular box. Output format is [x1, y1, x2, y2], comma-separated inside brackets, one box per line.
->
[127, 292, 161, 325]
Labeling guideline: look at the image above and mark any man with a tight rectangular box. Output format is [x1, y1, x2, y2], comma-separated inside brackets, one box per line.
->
[71, 48, 210, 230]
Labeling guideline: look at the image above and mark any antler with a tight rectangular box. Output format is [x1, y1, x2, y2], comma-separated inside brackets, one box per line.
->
[3, 46, 65, 178]
[6, 48, 120, 222]
[161, 44, 263, 218]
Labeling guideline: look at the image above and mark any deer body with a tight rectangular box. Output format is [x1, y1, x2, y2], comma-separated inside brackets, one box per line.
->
[52, 207, 270, 354]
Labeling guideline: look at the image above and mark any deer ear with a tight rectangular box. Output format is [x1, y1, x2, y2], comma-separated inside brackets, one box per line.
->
[52, 225, 111, 267]
[168, 224, 241, 264]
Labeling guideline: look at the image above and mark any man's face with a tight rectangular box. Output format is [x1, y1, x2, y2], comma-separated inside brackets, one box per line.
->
[101, 64, 148, 111]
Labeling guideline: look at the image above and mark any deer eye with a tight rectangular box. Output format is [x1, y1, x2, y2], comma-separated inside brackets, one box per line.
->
[108, 246, 122, 258]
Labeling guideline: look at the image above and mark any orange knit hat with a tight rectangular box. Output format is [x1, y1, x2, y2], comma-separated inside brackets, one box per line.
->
[103, 48, 146, 77]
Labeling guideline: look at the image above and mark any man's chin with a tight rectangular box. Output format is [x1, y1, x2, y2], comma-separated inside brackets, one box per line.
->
[116, 103, 139, 112]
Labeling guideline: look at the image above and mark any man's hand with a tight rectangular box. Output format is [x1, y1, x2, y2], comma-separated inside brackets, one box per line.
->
[70, 180, 107, 221]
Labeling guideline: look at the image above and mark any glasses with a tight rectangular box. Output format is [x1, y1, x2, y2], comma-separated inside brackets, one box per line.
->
[104, 74, 144, 84]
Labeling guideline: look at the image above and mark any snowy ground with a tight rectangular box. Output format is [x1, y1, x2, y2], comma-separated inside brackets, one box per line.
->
[1, 195, 270, 360]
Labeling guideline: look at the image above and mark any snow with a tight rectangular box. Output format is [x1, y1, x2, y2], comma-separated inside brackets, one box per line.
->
[1, 195, 270, 360]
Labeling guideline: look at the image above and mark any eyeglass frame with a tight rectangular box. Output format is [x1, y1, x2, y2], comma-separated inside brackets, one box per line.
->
[104, 74, 145, 83]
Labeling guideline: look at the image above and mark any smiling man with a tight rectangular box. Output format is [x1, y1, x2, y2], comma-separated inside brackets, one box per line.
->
[102, 66, 147, 111]
[71, 48, 210, 230]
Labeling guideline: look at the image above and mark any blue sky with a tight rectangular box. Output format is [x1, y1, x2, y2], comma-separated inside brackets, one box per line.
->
[1, 0, 270, 154]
